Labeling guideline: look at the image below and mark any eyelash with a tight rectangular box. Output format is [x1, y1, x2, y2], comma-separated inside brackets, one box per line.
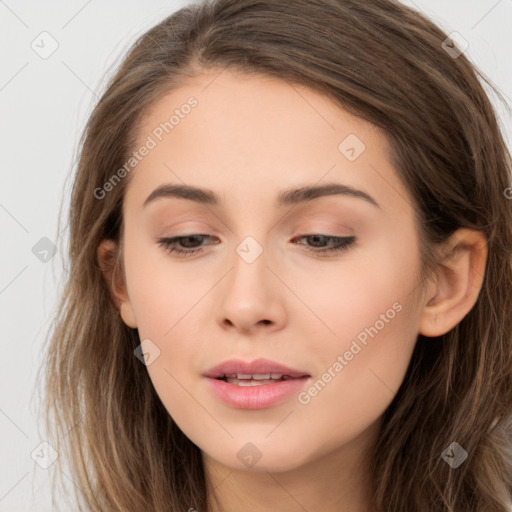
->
[156, 234, 356, 258]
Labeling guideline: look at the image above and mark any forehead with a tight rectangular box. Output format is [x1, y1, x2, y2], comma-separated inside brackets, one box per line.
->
[124, 68, 410, 217]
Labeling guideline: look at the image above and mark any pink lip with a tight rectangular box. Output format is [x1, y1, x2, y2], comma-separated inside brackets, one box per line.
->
[202, 357, 310, 379]
[205, 376, 311, 409]
[203, 358, 311, 409]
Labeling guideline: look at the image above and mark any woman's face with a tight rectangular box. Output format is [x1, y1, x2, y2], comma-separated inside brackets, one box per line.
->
[116, 68, 428, 473]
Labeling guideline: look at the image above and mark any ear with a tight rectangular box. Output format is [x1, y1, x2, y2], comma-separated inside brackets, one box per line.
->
[419, 228, 488, 337]
[97, 239, 138, 329]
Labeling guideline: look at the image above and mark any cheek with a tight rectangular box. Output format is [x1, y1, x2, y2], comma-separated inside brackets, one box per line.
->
[290, 231, 420, 348]
[288, 284, 420, 455]
[123, 233, 210, 337]
[300, 296, 418, 443]
[293, 232, 422, 404]
[123, 244, 214, 398]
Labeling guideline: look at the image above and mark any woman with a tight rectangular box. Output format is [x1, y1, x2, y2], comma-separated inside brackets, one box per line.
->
[42, 0, 512, 510]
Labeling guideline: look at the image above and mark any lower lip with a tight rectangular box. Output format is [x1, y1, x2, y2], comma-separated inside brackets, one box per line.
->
[205, 376, 311, 409]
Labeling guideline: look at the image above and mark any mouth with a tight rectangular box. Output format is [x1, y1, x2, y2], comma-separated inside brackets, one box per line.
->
[203, 357, 310, 380]
[203, 358, 311, 409]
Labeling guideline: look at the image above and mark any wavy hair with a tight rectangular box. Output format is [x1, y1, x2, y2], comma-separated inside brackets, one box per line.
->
[40, 0, 512, 510]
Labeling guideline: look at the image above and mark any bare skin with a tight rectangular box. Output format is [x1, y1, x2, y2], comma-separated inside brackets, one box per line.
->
[98, 68, 487, 512]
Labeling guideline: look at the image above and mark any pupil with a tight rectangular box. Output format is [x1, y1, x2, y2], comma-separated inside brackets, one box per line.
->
[182, 235, 201, 248]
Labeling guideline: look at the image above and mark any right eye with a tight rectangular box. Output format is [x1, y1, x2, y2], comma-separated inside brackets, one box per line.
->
[156, 234, 217, 257]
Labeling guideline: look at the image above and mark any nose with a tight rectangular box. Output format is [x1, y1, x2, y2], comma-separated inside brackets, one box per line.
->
[215, 244, 287, 335]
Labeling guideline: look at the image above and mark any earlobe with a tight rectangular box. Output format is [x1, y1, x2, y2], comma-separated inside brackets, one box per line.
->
[120, 302, 138, 329]
[97, 239, 138, 329]
[418, 228, 488, 337]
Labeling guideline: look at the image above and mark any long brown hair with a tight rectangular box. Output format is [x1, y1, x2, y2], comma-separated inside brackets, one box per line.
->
[40, 0, 512, 510]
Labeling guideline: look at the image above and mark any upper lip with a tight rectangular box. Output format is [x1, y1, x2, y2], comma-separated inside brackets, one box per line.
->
[203, 358, 310, 379]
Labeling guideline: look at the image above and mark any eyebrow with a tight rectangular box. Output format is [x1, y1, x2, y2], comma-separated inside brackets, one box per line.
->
[142, 182, 381, 209]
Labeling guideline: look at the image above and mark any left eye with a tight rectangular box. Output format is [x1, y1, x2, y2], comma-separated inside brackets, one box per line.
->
[156, 234, 356, 257]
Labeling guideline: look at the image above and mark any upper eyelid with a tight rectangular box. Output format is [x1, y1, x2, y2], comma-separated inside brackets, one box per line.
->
[153, 212, 357, 232]
[160, 221, 355, 235]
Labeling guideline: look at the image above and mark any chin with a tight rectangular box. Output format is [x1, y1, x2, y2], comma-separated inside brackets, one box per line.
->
[205, 440, 314, 473]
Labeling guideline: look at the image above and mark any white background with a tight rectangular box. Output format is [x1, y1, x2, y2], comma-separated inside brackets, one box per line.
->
[1, 1, 511, 510]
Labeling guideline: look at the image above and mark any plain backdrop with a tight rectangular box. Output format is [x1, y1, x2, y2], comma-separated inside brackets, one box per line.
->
[1, 1, 511, 510]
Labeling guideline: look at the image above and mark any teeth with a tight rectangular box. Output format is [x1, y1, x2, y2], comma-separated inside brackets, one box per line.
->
[218, 373, 301, 383]
[226, 378, 280, 386]
[220, 373, 286, 380]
